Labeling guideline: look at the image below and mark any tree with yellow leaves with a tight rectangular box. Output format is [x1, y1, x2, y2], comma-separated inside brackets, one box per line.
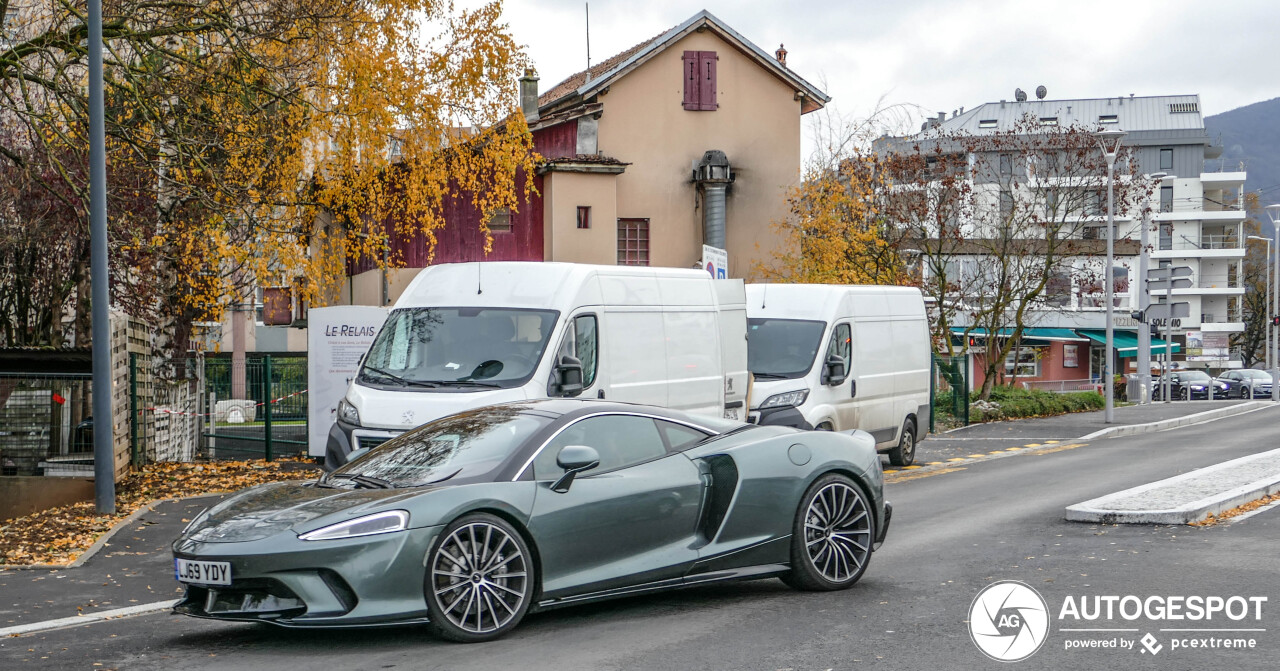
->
[0, 0, 536, 365]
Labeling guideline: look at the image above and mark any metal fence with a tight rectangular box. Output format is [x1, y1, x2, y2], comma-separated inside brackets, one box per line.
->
[1020, 378, 1102, 394]
[201, 355, 308, 461]
[0, 374, 94, 476]
[129, 354, 201, 467]
[930, 354, 970, 431]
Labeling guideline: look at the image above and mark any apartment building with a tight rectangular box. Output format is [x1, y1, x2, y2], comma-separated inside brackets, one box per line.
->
[884, 93, 1243, 386]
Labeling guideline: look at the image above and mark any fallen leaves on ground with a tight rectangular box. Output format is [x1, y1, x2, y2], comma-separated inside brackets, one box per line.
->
[0, 459, 320, 566]
[1189, 491, 1280, 527]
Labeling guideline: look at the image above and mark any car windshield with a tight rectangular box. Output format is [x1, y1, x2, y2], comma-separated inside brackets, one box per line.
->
[747, 319, 826, 379]
[328, 406, 552, 487]
[1179, 371, 1212, 383]
[360, 307, 558, 389]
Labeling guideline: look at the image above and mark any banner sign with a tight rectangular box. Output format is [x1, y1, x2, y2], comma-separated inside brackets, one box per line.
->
[307, 306, 390, 456]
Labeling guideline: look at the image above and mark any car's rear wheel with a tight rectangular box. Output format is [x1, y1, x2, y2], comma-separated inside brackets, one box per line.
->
[1179, 388, 1189, 401]
[887, 419, 916, 467]
[782, 473, 873, 591]
[1242, 386, 1251, 399]
[423, 513, 533, 643]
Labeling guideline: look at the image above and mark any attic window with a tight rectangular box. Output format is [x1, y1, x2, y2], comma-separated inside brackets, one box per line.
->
[1099, 114, 1119, 124]
[1169, 102, 1199, 114]
[1039, 117, 1058, 126]
[978, 119, 997, 128]
[682, 51, 718, 111]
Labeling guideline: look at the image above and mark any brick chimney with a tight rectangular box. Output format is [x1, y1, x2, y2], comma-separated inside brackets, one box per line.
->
[519, 68, 540, 123]
[775, 44, 787, 68]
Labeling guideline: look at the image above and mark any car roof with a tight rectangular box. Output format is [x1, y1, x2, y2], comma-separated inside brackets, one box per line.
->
[511, 398, 719, 426]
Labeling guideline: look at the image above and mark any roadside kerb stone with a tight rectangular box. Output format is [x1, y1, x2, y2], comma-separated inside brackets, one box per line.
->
[1077, 401, 1271, 441]
[1065, 447, 1280, 525]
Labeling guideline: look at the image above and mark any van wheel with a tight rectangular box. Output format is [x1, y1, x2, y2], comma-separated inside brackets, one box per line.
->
[887, 419, 916, 467]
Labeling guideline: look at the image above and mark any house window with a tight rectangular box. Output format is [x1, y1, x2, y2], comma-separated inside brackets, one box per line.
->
[1159, 147, 1173, 171]
[998, 153, 1012, 176]
[1039, 117, 1058, 126]
[682, 51, 718, 111]
[617, 218, 649, 265]
[1004, 348, 1041, 377]
[978, 119, 998, 128]
[1099, 114, 1119, 124]
[576, 206, 591, 229]
[1045, 189, 1059, 216]
[488, 208, 511, 232]
[1160, 185, 1174, 213]
[999, 190, 1013, 217]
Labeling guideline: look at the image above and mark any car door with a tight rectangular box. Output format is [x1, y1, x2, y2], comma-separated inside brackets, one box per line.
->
[817, 322, 858, 431]
[527, 414, 703, 599]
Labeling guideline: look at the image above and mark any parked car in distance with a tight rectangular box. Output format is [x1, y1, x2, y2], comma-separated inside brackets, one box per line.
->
[174, 399, 891, 641]
[1215, 369, 1274, 399]
[744, 284, 930, 467]
[1152, 370, 1229, 400]
[325, 262, 749, 470]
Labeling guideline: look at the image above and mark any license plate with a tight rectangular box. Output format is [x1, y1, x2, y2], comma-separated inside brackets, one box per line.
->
[175, 558, 232, 586]
[724, 407, 741, 421]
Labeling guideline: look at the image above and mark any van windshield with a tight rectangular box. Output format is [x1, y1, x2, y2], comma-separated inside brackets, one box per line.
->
[359, 308, 559, 390]
[747, 318, 827, 380]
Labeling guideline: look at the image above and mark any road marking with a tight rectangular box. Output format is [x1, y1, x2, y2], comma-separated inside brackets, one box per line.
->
[946, 457, 968, 462]
[0, 600, 177, 637]
[886, 467, 966, 483]
[1033, 442, 1087, 455]
[1024, 443, 1042, 448]
[1045, 440, 1060, 444]
[966, 454, 986, 458]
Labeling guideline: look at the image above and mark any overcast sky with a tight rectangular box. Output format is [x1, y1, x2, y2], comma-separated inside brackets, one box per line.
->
[473, 0, 1278, 154]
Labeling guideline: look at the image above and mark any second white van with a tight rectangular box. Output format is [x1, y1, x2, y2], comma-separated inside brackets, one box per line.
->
[745, 284, 930, 466]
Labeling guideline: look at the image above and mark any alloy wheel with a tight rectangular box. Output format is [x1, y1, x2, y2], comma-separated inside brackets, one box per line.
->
[802, 481, 872, 583]
[429, 521, 529, 635]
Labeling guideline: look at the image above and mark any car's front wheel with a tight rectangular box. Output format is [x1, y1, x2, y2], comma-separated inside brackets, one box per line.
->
[1242, 386, 1252, 399]
[423, 513, 534, 643]
[782, 473, 873, 591]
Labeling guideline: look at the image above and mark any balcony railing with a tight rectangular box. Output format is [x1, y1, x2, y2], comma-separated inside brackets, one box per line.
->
[1201, 310, 1242, 324]
[1158, 234, 1241, 251]
[1197, 275, 1240, 289]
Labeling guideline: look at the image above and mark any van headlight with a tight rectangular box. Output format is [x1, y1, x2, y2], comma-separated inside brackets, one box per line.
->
[337, 398, 361, 426]
[759, 389, 810, 409]
[299, 511, 409, 541]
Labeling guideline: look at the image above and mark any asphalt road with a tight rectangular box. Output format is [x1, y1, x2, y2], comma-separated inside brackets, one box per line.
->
[4, 405, 1279, 670]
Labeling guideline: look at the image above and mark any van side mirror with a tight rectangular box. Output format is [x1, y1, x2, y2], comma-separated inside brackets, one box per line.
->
[551, 445, 600, 492]
[345, 447, 371, 463]
[555, 354, 584, 396]
[823, 354, 847, 386]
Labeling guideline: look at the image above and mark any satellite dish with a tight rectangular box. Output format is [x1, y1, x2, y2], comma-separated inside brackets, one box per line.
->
[1015, 88, 1027, 102]
[1036, 85, 1047, 100]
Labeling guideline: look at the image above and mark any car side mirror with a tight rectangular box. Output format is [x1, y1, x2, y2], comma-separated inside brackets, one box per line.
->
[823, 354, 847, 386]
[555, 355, 584, 396]
[344, 447, 371, 464]
[551, 445, 600, 493]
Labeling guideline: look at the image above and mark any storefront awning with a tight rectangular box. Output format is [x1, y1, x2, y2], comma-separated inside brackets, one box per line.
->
[949, 327, 1090, 343]
[1075, 329, 1181, 357]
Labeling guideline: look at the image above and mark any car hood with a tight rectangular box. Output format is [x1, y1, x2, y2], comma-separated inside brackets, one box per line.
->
[179, 481, 422, 544]
[346, 382, 530, 430]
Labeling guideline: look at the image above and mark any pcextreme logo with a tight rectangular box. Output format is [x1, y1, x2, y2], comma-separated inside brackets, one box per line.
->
[968, 581, 1051, 662]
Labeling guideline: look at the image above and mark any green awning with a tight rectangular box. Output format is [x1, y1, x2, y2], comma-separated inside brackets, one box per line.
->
[949, 327, 1089, 342]
[1075, 329, 1181, 357]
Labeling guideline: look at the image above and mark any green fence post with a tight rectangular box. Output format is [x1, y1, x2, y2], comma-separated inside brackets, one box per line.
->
[962, 354, 971, 426]
[263, 355, 274, 462]
[929, 355, 937, 434]
[129, 352, 139, 466]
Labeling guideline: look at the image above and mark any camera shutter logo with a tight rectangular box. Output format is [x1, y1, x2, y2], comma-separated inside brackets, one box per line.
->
[969, 580, 1050, 662]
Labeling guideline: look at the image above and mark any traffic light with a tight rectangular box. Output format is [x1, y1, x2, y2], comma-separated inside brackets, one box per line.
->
[1274, 316, 1280, 327]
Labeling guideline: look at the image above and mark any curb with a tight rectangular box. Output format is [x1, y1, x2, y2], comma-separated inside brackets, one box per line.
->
[0, 493, 225, 572]
[1077, 401, 1273, 441]
[0, 599, 178, 637]
[1065, 447, 1280, 525]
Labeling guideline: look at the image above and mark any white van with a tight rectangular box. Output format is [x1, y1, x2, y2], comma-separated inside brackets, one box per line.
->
[744, 284, 930, 466]
[325, 262, 748, 468]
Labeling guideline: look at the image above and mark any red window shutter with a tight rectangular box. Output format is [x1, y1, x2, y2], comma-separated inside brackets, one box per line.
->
[698, 51, 718, 110]
[682, 51, 700, 110]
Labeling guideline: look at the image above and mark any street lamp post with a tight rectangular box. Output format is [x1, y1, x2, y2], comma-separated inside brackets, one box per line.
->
[1265, 205, 1280, 401]
[1096, 130, 1126, 422]
[1247, 234, 1272, 376]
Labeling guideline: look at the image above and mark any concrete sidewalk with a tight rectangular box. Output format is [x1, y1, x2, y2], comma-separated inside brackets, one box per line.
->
[0, 496, 222, 632]
[940, 399, 1268, 442]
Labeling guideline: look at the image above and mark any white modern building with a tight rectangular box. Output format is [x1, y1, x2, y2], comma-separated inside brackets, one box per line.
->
[883, 93, 1245, 381]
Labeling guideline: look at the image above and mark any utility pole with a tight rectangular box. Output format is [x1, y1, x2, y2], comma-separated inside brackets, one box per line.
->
[1096, 130, 1125, 422]
[88, 0, 114, 514]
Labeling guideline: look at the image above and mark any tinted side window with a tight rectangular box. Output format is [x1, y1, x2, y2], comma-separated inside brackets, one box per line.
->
[827, 323, 852, 372]
[657, 420, 710, 451]
[532, 415, 666, 479]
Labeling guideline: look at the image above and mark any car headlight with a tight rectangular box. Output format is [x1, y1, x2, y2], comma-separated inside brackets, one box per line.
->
[337, 398, 361, 426]
[1190, 385, 1205, 390]
[299, 510, 409, 541]
[759, 389, 810, 409]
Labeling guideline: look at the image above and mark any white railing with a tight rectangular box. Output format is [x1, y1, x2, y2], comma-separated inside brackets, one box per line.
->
[1020, 379, 1102, 393]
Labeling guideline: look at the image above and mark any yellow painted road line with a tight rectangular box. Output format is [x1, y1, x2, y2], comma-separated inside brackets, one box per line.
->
[1033, 442, 1088, 455]
[1045, 440, 1061, 444]
[1024, 443, 1043, 448]
[886, 466, 966, 483]
[967, 454, 987, 458]
[947, 457, 968, 462]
